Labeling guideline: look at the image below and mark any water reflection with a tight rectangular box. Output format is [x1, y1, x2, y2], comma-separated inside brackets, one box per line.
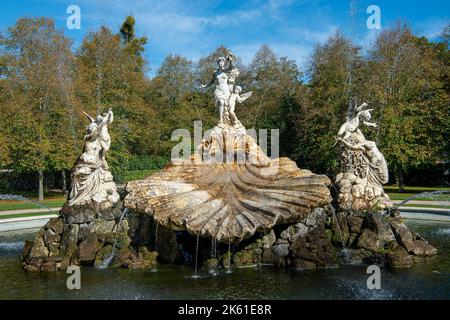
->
[0, 220, 448, 300]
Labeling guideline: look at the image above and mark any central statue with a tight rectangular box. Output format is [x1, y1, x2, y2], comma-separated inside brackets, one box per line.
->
[125, 51, 333, 243]
[200, 53, 251, 128]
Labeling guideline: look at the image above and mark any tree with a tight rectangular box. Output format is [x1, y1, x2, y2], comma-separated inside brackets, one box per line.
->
[0, 17, 77, 200]
[75, 23, 153, 179]
[295, 31, 364, 175]
[245, 45, 303, 157]
[364, 23, 449, 190]
[120, 15, 148, 70]
[152, 54, 195, 106]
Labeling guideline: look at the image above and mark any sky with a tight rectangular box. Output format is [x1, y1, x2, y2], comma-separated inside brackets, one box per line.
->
[0, 0, 448, 76]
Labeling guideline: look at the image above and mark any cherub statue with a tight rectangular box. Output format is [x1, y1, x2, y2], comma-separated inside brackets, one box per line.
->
[82, 109, 113, 169]
[335, 102, 377, 142]
[227, 86, 252, 127]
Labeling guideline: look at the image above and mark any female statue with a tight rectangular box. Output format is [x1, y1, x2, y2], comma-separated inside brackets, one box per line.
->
[200, 52, 236, 126]
[68, 108, 118, 206]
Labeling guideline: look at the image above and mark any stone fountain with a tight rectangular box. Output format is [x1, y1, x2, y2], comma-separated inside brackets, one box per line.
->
[21, 53, 438, 273]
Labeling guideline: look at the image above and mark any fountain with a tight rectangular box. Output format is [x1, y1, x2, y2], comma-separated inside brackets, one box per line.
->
[394, 190, 450, 209]
[125, 51, 332, 244]
[20, 109, 157, 271]
[330, 103, 438, 267]
[19, 52, 438, 274]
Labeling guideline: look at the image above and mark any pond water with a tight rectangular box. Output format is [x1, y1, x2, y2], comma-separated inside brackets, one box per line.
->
[0, 220, 449, 300]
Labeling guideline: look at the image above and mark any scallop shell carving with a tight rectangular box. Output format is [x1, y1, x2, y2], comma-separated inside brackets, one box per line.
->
[125, 156, 332, 244]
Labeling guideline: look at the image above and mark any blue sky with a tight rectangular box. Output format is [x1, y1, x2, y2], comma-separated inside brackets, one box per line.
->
[0, 0, 448, 76]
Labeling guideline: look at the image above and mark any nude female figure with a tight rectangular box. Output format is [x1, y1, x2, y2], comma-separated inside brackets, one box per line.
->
[200, 52, 236, 125]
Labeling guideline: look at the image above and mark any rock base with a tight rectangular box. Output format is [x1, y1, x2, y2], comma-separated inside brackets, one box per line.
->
[335, 172, 391, 211]
[21, 204, 437, 272]
[21, 201, 158, 272]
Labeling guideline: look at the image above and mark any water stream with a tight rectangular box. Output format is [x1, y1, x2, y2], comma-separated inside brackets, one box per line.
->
[191, 233, 201, 279]
[154, 222, 159, 251]
[394, 190, 450, 210]
[0, 194, 56, 213]
[226, 239, 232, 274]
[96, 208, 129, 269]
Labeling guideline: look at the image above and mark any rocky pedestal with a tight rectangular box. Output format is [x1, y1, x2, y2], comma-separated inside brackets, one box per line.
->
[209, 207, 437, 270]
[21, 200, 158, 272]
[21, 201, 438, 272]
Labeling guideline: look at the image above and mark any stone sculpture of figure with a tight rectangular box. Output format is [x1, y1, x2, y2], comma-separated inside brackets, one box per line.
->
[227, 86, 252, 128]
[335, 102, 378, 143]
[200, 52, 237, 126]
[335, 103, 390, 211]
[83, 109, 113, 169]
[67, 108, 119, 207]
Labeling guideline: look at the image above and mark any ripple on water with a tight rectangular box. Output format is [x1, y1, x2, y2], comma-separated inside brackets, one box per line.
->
[434, 228, 450, 236]
[0, 221, 449, 299]
[0, 242, 24, 252]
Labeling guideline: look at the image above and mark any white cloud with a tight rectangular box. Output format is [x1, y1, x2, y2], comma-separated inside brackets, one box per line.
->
[49, 0, 339, 74]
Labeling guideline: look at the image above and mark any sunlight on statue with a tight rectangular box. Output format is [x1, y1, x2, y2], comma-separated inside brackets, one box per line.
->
[67, 108, 119, 206]
[335, 103, 390, 211]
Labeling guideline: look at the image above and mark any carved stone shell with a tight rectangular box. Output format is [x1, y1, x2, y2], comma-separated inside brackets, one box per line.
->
[125, 157, 332, 243]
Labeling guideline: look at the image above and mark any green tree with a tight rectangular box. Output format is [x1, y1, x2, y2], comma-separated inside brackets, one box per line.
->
[75, 23, 153, 179]
[364, 24, 449, 190]
[243, 45, 303, 157]
[120, 15, 148, 70]
[295, 31, 364, 175]
[0, 17, 77, 200]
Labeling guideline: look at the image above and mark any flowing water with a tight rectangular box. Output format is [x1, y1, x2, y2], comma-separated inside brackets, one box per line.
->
[0, 219, 449, 300]
[192, 234, 200, 279]
[394, 191, 450, 209]
[0, 194, 56, 213]
[96, 208, 128, 269]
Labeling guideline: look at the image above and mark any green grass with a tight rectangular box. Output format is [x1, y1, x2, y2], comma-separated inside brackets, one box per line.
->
[400, 203, 450, 209]
[121, 169, 160, 182]
[384, 185, 450, 193]
[0, 212, 58, 220]
[387, 193, 450, 201]
[0, 198, 65, 211]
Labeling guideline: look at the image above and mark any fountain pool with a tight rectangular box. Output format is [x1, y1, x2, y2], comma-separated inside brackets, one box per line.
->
[0, 219, 448, 300]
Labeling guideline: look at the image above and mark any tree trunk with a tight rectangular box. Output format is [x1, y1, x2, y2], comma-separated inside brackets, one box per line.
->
[395, 168, 405, 192]
[38, 170, 44, 201]
[62, 170, 67, 196]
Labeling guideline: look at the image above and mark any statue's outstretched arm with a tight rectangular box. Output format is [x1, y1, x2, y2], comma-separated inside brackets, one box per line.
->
[363, 121, 377, 128]
[106, 108, 113, 124]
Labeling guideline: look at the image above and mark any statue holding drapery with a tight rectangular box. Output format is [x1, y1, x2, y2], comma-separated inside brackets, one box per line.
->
[67, 108, 119, 207]
[334, 103, 391, 211]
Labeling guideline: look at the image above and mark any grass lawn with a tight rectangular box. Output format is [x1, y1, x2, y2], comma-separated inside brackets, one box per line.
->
[0, 197, 65, 211]
[384, 185, 450, 192]
[385, 185, 450, 201]
[388, 193, 450, 201]
[400, 203, 450, 209]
